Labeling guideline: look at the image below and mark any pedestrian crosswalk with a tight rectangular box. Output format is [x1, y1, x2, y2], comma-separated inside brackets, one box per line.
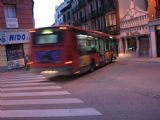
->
[0, 71, 102, 118]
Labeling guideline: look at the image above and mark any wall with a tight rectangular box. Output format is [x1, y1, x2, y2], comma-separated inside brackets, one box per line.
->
[148, 0, 156, 20]
[0, 46, 7, 67]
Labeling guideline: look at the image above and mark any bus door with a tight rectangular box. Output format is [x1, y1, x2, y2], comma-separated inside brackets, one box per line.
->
[99, 39, 106, 64]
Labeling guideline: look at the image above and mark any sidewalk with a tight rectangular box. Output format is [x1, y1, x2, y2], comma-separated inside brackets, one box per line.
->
[0, 66, 27, 73]
[117, 54, 160, 64]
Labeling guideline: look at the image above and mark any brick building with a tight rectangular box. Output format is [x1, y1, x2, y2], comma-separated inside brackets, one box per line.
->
[0, 0, 34, 70]
[148, 0, 160, 57]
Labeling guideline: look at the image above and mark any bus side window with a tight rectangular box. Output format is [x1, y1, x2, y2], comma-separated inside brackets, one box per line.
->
[77, 34, 88, 55]
[86, 36, 98, 54]
[105, 38, 109, 52]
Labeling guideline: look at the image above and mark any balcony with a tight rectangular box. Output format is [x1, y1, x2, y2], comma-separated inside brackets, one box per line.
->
[105, 25, 120, 35]
[5, 18, 18, 28]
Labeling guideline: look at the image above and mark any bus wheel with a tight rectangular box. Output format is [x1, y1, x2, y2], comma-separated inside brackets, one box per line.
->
[90, 61, 96, 72]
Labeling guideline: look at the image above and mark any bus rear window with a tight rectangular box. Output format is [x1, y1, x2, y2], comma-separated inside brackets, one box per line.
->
[33, 31, 63, 45]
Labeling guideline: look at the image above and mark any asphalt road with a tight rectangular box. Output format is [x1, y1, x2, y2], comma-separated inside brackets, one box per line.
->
[1, 59, 160, 120]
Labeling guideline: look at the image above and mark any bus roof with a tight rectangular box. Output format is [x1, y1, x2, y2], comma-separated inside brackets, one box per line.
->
[32, 25, 117, 40]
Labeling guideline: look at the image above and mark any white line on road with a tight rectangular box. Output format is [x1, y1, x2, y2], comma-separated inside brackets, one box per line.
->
[0, 77, 46, 82]
[1, 86, 62, 92]
[1, 98, 83, 105]
[1, 73, 43, 77]
[2, 91, 71, 97]
[1, 82, 55, 87]
[0, 79, 47, 84]
[1, 108, 102, 117]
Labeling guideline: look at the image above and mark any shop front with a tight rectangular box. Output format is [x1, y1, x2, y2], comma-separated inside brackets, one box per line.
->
[139, 35, 150, 57]
[0, 30, 30, 70]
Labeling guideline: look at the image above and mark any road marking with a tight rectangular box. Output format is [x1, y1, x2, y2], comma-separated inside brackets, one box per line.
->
[1, 82, 55, 87]
[0, 79, 47, 84]
[1, 108, 102, 117]
[2, 98, 83, 105]
[1, 86, 61, 92]
[0, 74, 45, 80]
[2, 91, 71, 97]
[0, 77, 46, 81]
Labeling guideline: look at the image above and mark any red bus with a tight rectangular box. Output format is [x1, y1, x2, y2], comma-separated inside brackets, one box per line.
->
[29, 25, 118, 76]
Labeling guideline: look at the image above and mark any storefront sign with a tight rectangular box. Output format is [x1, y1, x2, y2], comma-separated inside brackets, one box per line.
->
[0, 31, 30, 45]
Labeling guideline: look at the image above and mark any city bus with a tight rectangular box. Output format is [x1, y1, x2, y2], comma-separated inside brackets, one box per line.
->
[28, 25, 118, 77]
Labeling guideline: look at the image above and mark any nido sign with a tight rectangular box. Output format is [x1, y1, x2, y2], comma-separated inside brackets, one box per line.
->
[0, 31, 30, 45]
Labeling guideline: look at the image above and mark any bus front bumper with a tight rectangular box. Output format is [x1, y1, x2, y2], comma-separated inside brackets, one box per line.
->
[30, 66, 73, 77]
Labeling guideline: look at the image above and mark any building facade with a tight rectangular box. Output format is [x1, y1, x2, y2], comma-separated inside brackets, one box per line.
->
[0, 0, 34, 70]
[119, 0, 150, 57]
[54, 0, 71, 25]
[148, 0, 160, 57]
[54, 0, 120, 35]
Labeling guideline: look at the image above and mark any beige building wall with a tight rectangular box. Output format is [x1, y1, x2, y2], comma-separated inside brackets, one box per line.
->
[0, 46, 7, 67]
[23, 43, 31, 56]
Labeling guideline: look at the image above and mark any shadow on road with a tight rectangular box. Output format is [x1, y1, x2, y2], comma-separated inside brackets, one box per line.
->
[46, 74, 81, 83]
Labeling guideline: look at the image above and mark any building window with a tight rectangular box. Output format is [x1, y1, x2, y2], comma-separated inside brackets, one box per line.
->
[105, 13, 117, 27]
[67, 12, 70, 20]
[4, 4, 16, 18]
[105, 12, 117, 27]
[63, 15, 66, 22]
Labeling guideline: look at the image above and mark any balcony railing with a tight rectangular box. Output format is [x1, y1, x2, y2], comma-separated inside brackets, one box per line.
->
[5, 18, 18, 28]
[106, 25, 120, 35]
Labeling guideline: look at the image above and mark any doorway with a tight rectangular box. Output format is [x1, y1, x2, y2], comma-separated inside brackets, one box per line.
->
[156, 30, 160, 57]
[6, 44, 25, 69]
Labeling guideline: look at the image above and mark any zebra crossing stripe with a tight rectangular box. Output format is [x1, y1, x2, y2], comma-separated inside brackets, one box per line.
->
[1, 82, 55, 87]
[1, 98, 83, 105]
[1, 86, 61, 92]
[0, 74, 45, 79]
[0, 77, 46, 81]
[1, 108, 102, 117]
[0, 79, 47, 84]
[2, 91, 71, 97]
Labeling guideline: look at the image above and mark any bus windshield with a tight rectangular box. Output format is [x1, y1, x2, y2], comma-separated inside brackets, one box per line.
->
[33, 30, 63, 45]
